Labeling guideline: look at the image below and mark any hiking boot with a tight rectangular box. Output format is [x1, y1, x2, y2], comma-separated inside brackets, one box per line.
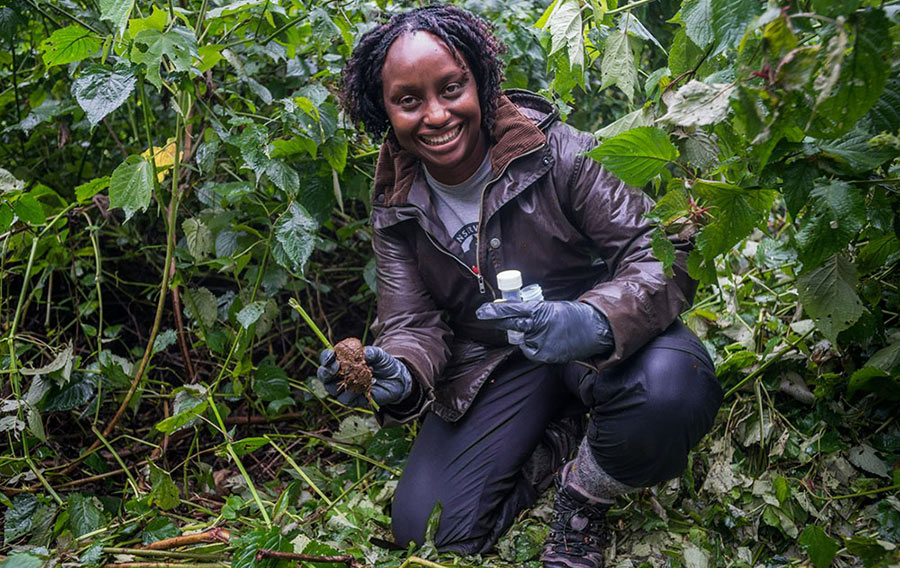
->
[541, 464, 610, 568]
[521, 415, 586, 493]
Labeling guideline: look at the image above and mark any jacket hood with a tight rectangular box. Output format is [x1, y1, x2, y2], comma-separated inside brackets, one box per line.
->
[372, 90, 559, 206]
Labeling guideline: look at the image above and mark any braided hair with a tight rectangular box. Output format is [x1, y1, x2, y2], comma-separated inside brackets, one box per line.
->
[341, 5, 507, 140]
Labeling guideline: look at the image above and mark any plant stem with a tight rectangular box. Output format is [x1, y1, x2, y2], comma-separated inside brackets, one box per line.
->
[101, 548, 224, 560]
[723, 328, 814, 398]
[288, 297, 333, 349]
[607, 0, 658, 15]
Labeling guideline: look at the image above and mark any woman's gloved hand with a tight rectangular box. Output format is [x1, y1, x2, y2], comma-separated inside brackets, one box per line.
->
[317, 346, 413, 408]
[476, 301, 615, 364]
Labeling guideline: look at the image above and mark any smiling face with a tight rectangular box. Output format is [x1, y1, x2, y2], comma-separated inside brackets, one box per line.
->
[381, 31, 488, 185]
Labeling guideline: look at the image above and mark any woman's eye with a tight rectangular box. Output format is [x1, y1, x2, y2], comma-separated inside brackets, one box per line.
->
[399, 96, 418, 107]
[445, 83, 461, 94]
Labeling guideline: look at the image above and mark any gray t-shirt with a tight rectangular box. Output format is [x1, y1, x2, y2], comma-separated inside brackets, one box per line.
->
[423, 153, 493, 268]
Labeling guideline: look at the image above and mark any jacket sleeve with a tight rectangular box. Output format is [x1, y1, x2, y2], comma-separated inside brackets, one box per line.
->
[562, 130, 696, 368]
[370, 222, 453, 426]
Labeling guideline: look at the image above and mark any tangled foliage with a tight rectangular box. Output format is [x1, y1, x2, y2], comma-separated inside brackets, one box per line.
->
[0, 0, 898, 567]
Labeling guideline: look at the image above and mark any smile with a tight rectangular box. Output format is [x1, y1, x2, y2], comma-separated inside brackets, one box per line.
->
[420, 124, 463, 146]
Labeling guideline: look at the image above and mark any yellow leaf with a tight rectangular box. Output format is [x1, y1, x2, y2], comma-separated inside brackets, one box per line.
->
[141, 138, 180, 183]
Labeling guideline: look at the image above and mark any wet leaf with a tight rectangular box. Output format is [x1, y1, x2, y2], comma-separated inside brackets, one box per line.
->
[109, 155, 154, 221]
[149, 462, 181, 510]
[658, 80, 734, 127]
[67, 493, 107, 538]
[797, 254, 865, 343]
[131, 26, 199, 89]
[601, 31, 636, 102]
[587, 127, 678, 187]
[4, 494, 37, 544]
[72, 63, 136, 126]
[799, 525, 840, 568]
[40, 25, 102, 67]
[99, 0, 134, 36]
[272, 202, 318, 275]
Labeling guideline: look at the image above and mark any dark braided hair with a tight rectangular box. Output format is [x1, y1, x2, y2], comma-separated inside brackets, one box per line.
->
[341, 5, 507, 140]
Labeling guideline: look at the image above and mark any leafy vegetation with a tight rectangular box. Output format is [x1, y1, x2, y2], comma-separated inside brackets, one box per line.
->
[1, 0, 899, 566]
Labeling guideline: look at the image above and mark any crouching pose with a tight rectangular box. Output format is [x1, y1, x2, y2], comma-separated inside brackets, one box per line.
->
[317, 6, 723, 566]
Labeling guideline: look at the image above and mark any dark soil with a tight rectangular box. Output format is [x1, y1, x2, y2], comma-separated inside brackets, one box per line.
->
[334, 337, 373, 396]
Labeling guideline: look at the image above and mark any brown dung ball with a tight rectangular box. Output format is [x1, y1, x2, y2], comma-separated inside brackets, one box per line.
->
[333, 337, 373, 396]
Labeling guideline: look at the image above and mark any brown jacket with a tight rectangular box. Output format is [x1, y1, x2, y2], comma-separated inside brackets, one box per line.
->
[370, 90, 695, 425]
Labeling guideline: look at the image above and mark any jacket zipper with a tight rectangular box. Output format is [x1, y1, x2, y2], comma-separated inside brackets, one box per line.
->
[473, 143, 547, 297]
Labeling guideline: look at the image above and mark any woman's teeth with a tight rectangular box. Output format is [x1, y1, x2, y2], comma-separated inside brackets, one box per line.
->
[421, 125, 462, 146]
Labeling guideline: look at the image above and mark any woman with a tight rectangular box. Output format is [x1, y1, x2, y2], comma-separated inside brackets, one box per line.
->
[317, 6, 723, 567]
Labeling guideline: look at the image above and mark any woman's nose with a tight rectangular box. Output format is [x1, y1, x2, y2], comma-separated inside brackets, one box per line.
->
[423, 98, 450, 126]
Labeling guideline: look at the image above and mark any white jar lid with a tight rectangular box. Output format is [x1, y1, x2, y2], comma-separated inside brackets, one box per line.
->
[496, 270, 522, 291]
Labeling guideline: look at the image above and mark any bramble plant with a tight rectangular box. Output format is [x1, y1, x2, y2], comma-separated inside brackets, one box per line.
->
[0, 0, 898, 567]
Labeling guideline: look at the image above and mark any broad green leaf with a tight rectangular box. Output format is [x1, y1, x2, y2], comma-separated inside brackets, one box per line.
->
[797, 254, 865, 342]
[232, 123, 270, 178]
[99, 0, 134, 36]
[183, 287, 218, 329]
[12, 194, 44, 225]
[678, 129, 720, 171]
[128, 5, 167, 36]
[321, 132, 348, 174]
[183, 218, 213, 259]
[72, 63, 136, 126]
[547, 0, 584, 71]
[149, 462, 181, 510]
[75, 177, 109, 202]
[151, 329, 177, 356]
[710, 0, 762, 54]
[206, 0, 267, 19]
[40, 25, 102, 67]
[812, 0, 861, 17]
[865, 340, 900, 374]
[0, 5, 24, 38]
[796, 180, 865, 268]
[142, 516, 180, 546]
[156, 386, 208, 433]
[600, 31, 636, 102]
[237, 301, 266, 329]
[0, 553, 44, 568]
[595, 107, 653, 139]
[807, 10, 891, 139]
[231, 527, 293, 568]
[265, 160, 299, 195]
[587, 127, 678, 187]
[668, 29, 705, 76]
[4, 494, 37, 544]
[866, 76, 900, 134]
[271, 136, 317, 159]
[272, 202, 318, 275]
[131, 26, 199, 89]
[618, 13, 663, 51]
[197, 44, 224, 72]
[230, 437, 270, 456]
[254, 363, 290, 402]
[694, 181, 777, 259]
[67, 493, 107, 538]
[848, 367, 900, 400]
[42, 377, 95, 411]
[844, 535, 893, 567]
[658, 80, 734, 127]
[0, 204, 12, 232]
[814, 128, 898, 173]
[0, 167, 24, 192]
[20, 343, 73, 382]
[650, 228, 676, 277]
[109, 155, 154, 221]
[535, 0, 561, 28]
[799, 526, 840, 568]
[681, 0, 713, 49]
[80, 542, 104, 567]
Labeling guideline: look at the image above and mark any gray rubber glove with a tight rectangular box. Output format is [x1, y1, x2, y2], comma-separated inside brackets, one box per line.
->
[476, 301, 615, 364]
[318, 346, 413, 408]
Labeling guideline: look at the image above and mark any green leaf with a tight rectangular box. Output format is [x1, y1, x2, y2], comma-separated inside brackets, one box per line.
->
[265, 160, 300, 195]
[128, 5, 167, 36]
[80, 542, 105, 567]
[131, 26, 198, 89]
[813, 128, 898, 173]
[848, 367, 900, 400]
[272, 202, 318, 275]
[0, 167, 25, 192]
[682, 0, 713, 49]
[149, 462, 181, 510]
[100, 0, 135, 36]
[668, 29, 705, 76]
[183, 218, 213, 260]
[694, 181, 777, 259]
[600, 30, 636, 102]
[72, 63, 136, 126]
[0, 204, 12, 232]
[807, 10, 891, 138]
[587, 127, 678, 187]
[650, 227, 676, 277]
[40, 25, 102, 68]
[67, 493, 107, 538]
[4, 494, 37, 544]
[595, 107, 653, 139]
[230, 437, 270, 456]
[321, 132, 348, 174]
[75, 177, 110, 202]
[0, 552, 44, 568]
[43, 376, 95, 411]
[156, 385, 208, 433]
[710, 0, 762, 54]
[254, 363, 290, 402]
[547, 0, 584, 71]
[658, 80, 734, 127]
[237, 301, 265, 329]
[812, 0, 861, 18]
[797, 254, 865, 343]
[799, 525, 840, 568]
[183, 287, 217, 329]
[109, 155, 154, 221]
[866, 340, 900, 374]
[151, 329, 177, 356]
[866, 75, 900, 134]
[796, 180, 866, 268]
[845, 535, 893, 568]
[12, 194, 44, 225]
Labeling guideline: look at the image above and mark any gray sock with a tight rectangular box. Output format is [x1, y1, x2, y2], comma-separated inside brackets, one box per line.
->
[564, 439, 635, 504]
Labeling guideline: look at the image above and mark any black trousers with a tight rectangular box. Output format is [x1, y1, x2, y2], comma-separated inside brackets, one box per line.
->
[391, 321, 723, 554]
